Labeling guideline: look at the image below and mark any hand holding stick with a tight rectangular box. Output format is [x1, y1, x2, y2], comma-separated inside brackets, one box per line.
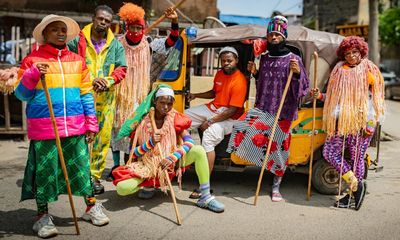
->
[40, 74, 80, 234]
[254, 70, 294, 206]
[307, 52, 319, 200]
[144, 0, 186, 34]
[149, 107, 182, 225]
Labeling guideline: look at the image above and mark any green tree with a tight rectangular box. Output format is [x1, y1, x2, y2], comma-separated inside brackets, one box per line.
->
[379, 7, 400, 46]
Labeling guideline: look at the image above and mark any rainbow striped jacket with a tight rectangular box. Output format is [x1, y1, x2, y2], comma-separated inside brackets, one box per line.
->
[15, 44, 98, 140]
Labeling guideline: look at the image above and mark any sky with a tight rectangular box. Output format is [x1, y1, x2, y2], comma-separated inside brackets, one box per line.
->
[217, 0, 303, 17]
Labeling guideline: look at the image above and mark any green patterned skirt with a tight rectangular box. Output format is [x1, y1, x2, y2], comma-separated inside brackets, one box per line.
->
[21, 135, 93, 204]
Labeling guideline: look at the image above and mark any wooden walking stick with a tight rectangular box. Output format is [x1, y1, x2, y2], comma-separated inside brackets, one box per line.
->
[307, 52, 319, 200]
[144, 0, 186, 34]
[149, 107, 183, 225]
[254, 70, 293, 206]
[126, 124, 140, 165]
[40, 74, 80, 234]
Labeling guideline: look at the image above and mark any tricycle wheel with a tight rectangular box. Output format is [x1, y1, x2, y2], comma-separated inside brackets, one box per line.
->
[312, 159, 346, 195]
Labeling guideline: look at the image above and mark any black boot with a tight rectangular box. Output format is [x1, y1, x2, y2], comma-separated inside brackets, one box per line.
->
[334, 193, 355, 208]
[92, 178, 105, 195]
[106, 165, 119, 182]
[354, 181, 367, 210]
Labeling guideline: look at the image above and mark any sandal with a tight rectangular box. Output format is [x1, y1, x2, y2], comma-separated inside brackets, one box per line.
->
[271, 192, 283, 202]
[189, 189, 201, 199]
[196, 196, 225, 213]
[189, 188, 214, 199]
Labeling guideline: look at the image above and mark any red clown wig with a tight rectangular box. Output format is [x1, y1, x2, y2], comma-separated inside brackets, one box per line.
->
[336, 36, 369, 61]
[118, 3, 145, 26]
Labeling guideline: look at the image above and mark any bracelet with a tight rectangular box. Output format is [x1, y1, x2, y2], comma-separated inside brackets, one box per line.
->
[207, 118, 215, 125]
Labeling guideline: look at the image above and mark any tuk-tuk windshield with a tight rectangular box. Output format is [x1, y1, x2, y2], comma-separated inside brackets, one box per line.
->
[158, 37, 183, 81]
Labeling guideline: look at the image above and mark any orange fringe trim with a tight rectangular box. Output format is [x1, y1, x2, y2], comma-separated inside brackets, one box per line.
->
[114, 36, 151, 129]
[323, 59, 385, 137]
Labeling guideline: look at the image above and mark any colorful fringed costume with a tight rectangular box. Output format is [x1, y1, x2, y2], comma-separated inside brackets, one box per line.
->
[322, 59, 385, 181]
[112, 109, 208, 192]
[111, 2, 180, 155]
[112, 85, 225, 212]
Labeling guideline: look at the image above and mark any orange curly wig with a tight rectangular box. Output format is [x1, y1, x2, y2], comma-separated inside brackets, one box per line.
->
[118, 2, 145, 23]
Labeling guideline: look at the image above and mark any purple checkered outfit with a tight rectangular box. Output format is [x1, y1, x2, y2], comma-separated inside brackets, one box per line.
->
[323, 132, 373, 181]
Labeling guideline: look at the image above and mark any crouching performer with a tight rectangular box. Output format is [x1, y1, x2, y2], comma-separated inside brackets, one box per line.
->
[112, 85, 225, 213]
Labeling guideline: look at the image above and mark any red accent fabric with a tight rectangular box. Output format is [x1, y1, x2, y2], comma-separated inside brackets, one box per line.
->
[126, 20, 145, 43]
[126, 30, 144, 44]
[111, 66, 127, 84]
[282, 134, 291, 151]
[278, 120, 291, 134]
[247, 116, 258, 126]
[129, 130, 137, 139]
[112, 165, 191, 187]
[77, 32, 87, 59]
[254, 122, 270, 131]
[112, 166, 137, 185]
[165, 29, 179, 47]
[174, 112, 192, 134]
[267, 159, 274, 170]
[129, 19, 145, 27]
[251, 133, 268, 147]
[234, 131, 245, 147]
[270, 141, 278, 153]
[275, 169, 284, 177]
[238, 112, 247, 120]
[253, 39, 267, 57]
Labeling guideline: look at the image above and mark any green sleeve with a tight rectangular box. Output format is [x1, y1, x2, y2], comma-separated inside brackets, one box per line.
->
[67, 36, 79, 53]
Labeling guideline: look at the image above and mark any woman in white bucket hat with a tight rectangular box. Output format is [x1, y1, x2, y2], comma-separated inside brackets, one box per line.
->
[14, 14, 109, 238]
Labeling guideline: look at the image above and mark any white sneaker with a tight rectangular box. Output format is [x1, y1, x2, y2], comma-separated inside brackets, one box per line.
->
[32, 214, 58, 238]
[82, 202, 110, 226]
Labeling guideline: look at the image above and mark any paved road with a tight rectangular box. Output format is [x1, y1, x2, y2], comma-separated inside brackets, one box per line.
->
[1, 100, 399, 240]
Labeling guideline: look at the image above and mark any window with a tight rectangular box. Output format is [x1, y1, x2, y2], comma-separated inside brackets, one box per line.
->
[158, 37, 183, 81]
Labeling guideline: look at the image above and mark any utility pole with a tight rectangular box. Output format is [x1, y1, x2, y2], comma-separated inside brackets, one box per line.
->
[368, 0, 379, 64]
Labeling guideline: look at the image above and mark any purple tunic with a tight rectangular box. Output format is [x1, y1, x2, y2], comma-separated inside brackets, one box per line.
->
[255, 52, 309, 121]
[91, 38, 106, 54]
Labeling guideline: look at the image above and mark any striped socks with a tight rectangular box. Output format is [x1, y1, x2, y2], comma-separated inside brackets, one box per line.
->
[198, 183, 212, 203]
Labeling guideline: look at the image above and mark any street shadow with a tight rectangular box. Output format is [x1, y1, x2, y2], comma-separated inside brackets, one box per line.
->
[96, 189, 198, 225]
[0, 208, 77, 238]
[180, 167, 335, 209]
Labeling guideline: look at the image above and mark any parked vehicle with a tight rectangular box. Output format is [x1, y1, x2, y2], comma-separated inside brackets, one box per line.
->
[155, 24, 372, 194]
[380, 64, 400, 99]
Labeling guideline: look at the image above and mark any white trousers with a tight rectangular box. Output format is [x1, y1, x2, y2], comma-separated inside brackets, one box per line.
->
[184, 104, 235, 152]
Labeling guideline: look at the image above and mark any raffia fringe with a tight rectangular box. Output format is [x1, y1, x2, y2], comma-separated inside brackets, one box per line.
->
[323, 59, 385, 137]
[114, 35, 151, 129]
[127, 110, 179, 192]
